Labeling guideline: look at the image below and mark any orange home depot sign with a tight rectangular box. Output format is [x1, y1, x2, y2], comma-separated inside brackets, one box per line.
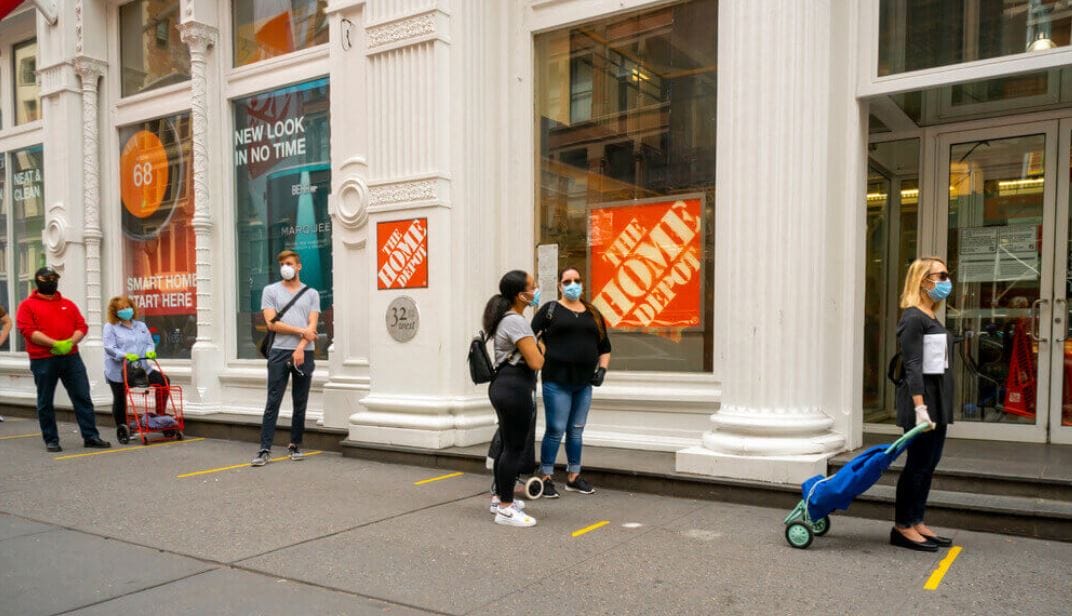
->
[377, 218, 429, 289]
[589, 198, 703, 330]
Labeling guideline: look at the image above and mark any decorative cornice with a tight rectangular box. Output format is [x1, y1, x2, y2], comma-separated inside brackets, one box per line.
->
[38, 62, 78, 97]
[366, 10, 447, 53]
[368, 178, 437, 206]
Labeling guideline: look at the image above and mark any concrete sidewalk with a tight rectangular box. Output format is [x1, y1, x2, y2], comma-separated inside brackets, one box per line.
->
[1, 417, 1070, 615]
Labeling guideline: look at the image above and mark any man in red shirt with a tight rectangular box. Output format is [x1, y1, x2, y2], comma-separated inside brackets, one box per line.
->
[16, 267, 110, 452]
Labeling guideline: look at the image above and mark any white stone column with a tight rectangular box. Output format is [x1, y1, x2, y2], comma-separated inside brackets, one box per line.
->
[676, 0, 849, 483]
[322, 0, 373, 429]
[72, 56, 106, 345]
[348, 0, 500, 448]
[178, 21, 222, 407]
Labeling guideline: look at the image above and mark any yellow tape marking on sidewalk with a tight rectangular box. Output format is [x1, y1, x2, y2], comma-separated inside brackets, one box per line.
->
[54, 437, 205, 460]
[572, 520, 610, 538]
[924, 546, 963, 591]
[0, 432, 40, 441]
[414, 471, 464, 486]
[177, 450, 323, 478]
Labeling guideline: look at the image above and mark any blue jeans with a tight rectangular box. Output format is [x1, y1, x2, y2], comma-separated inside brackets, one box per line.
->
[29, 354, 101, 445]
[259, 348, 315, 451]
[539, 380, 593, 476]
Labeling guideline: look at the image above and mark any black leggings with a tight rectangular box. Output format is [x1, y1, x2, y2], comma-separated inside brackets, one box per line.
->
[107, 371, 170, 428]
[489, 363, 535, 503]
[895, 424, 947, 527]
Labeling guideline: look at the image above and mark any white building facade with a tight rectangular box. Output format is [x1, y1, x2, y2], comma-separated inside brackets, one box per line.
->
[1, 0, 1070, 484]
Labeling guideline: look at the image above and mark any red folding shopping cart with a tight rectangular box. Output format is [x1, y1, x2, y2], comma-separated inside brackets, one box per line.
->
[123, 357, 184, 445]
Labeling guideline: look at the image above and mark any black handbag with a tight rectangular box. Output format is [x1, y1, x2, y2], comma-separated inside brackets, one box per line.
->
[258, 286, 312, 359]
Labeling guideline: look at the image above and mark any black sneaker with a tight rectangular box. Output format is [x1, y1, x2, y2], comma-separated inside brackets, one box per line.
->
[45, 442, 62, 453]
[542, 478, 560, 499]
[116, 425, 130, 445]
[83, 437, 112, 449]
[565, 476, 595, 495]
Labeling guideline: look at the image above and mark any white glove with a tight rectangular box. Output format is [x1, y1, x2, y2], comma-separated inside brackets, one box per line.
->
[915, 405, 935, 431]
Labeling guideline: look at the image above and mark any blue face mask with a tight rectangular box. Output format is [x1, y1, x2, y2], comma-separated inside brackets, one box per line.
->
[563, 282, 583, 301]
[117, 308, 135, 321]
[528, 288, 541, 308]
[928, 280, 952, 301]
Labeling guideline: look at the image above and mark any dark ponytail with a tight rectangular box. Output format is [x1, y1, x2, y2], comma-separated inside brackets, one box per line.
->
[482, 269, 529, 335]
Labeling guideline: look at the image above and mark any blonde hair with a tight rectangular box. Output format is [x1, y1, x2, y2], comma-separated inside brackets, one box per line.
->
[277, 249, 300, 264]
[106, 296, 137, 324]
[900, 257, 947, 310]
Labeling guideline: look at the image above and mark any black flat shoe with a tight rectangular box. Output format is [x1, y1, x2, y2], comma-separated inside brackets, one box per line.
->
[920, 533, 953, 547]
[83, 437, 111, 449]
[890, 528, 938, 552]
[45, 442, 62, 453]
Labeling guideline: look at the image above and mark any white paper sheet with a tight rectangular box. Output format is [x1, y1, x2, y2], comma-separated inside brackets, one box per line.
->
[922, 333, 948, 374]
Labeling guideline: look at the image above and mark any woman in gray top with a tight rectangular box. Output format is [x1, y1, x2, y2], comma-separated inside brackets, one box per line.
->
[891, 257, 955, 552]
[483, 270, 544, 527]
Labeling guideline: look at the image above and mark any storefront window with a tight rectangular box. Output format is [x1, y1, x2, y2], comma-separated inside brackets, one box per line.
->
[879, 0, 1072, 77]
[119, 0, 191, 97]
[12, 145, 45, 345]
[13, 39, 39, 125]
[534, 0, 717, 373]
[234, 78, 332, 359]
[119, 113, 195, 359]
[232, 0, 329, 68]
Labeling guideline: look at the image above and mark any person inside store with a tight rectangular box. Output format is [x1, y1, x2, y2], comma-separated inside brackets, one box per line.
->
[252, 250, 320, 467]
[531, 267, 611, 498]
[484, 270, 544, 527]
[0, 303, 9, 422]
[103, 296, 167, 444]
[891, 257, 955, 552]
[15, 266, 111, 452]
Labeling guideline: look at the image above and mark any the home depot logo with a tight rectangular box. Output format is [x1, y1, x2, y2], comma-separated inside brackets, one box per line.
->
[588, 198, 703, 329]
[377, 218, 429, 290]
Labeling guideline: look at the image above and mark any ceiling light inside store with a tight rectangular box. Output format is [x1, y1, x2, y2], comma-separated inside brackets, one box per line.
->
[998, 177, 1045, 196]
[866, 188, 918, 204]
[1028, 31, 1058, 51]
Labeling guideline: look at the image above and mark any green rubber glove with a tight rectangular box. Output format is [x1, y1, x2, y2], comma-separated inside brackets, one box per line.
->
[145, 350, 157, 360]
[51, 339, 73, 356]
[124, 353, 139, 362]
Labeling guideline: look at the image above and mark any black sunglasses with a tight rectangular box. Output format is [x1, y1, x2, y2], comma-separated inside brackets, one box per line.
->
[928, 272, 950, 281]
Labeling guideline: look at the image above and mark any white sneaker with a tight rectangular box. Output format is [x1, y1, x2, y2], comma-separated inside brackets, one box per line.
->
[494, 505, 536, 527]
[489, 497, 525, 513]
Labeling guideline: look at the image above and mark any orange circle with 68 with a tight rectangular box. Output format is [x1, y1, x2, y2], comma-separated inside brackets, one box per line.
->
[120, 130, 169, 219]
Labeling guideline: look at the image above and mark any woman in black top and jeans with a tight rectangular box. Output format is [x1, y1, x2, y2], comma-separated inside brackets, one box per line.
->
[484, 270, 544, 527]
[532, 267, 611, 497]
[892, 257, 955, 552]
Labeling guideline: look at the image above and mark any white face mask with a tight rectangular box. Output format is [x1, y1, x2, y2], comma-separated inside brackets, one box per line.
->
[280, 264, 297, 281]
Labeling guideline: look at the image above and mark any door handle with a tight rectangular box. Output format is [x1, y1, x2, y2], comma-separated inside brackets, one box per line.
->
[1031, 298, 1049, 342]
[1055, 298, 1068, 342]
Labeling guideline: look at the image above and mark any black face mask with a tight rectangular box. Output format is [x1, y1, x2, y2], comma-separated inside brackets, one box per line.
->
[36, 280, 58, 295]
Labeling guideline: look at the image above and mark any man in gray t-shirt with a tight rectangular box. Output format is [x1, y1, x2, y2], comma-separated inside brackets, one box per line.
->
[252, 250, 321, 467]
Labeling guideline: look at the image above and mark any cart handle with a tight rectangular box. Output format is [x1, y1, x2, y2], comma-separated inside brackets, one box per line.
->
[885, 423, 931, 455]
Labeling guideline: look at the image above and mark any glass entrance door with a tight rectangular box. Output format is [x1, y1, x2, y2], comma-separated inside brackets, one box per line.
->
[938, 123, 1060, 442]
[1046, 120, 1072, 445]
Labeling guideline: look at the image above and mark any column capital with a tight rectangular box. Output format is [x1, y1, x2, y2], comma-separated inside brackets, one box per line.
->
[72, 56, 107, 86]
[178, 21, 219, 55]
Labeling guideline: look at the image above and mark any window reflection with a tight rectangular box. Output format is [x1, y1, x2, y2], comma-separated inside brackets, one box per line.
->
[534, 0, 717, 372]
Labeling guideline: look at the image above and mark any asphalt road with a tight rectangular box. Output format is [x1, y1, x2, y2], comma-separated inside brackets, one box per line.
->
[1, 417, 1069, 615]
